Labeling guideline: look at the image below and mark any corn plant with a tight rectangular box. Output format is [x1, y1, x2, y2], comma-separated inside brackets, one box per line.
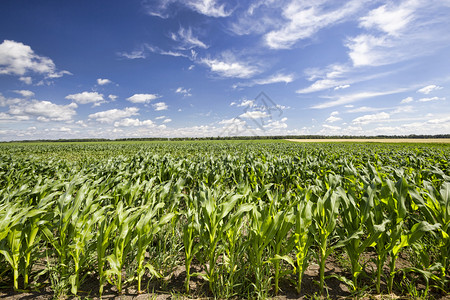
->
[293, 190, 313, 294]
[96, 210, 116, 297]
[411, 181, 450, 290]
[105, 201, 139, 294]
[181, 202, 201, 293]
[0, 203, 30, 290]
[310, 183, 342, 294]
[134, 200, 175, 293]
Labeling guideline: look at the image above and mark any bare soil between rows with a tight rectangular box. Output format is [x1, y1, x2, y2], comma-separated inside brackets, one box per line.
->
[1, 251, 449, 300]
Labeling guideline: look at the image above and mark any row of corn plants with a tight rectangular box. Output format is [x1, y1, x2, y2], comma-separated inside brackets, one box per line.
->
[0, 141, 449, 298]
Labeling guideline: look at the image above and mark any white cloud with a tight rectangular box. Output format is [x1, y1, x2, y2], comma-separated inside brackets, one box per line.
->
[186, 0, 232, 17]
[97, 78, 112, 85]
[264, 118, 288, 129]
[0, 40, 70, 78]
[127, 93, 160, 103]
[231, 99, 254, 107]
[352, 112, 390, 125]
[8, 100, 77, 122]
[359, 2, 415, 36]
[322, 124, 341, 131]
[347, 106, 384, 113]
[13, 90, 34, 98]
[117, 49, 146, 59]
[311, 89, 406, 109]
[325, 111, 342, 123]
[346, 34, 388, 67]
[171, 27, 208, 49]
[88, 107, 140, 123]
[153, 102, 168, 111]
[334, 84, 350, 90]
[108, 94, 117, 101]
[239, 111, 268, 119]
[114, 118, 155, 127]
[235, 73, 294, 88]
[155, 115, 166, 120]
[65, 92, 105, 106]
[418, 96, 446, 102]
[346, 2, 450, 68]
[163, 118, 172, 123]
[201, 53, 260, 79]
[264, 1, 362, 49]
[417, 85, 443, 94]
[400, 96, 413, 104]
[175, 87, 192, 97]
[19, 76, 32, 85]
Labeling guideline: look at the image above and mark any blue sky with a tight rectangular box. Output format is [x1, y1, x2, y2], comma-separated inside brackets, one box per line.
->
[1, 0, 450, 140]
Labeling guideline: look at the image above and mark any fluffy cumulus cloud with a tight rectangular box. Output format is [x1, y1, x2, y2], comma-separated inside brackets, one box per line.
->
[114, 118, 155, 127]
[417, 85, 443, 94]
[175, 87, 192, 97]
[65, 92, 106, 106]
[152, 102, 168, 111]
[88, 107, 140, 123]
[325, 111, 342, 123]
[8, 100, 77, 122]
[0, 40, 70, 78]
[352, 112, 390, 125]
[127, 93, 160, 103]
[13, 90, 35, 98]
[97, 78, 112, 85]
[201, 55, 260, 79]
[239, 110, 268, 119]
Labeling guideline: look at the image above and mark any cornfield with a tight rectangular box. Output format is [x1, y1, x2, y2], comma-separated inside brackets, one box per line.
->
[0, 141, 449, 299]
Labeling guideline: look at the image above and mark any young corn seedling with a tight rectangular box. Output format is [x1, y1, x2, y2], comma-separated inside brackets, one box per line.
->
[311, 186, 342, 295]
[96, 209, 116, 297]
[134, 200, 175, 293]
[293, 190, 313, 294]
[411, 181, 450, 291]
[0, 203, 30, 290]
[265, 190, 296, 296]
[181, 205, 200, 293]
[337, 185, 387, 290]
[105, 201, 139, 294]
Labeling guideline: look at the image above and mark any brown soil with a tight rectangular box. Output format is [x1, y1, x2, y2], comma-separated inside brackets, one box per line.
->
[1, 252, 449, 300]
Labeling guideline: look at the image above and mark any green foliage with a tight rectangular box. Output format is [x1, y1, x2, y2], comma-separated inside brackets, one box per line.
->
[0, 141, 448, 298]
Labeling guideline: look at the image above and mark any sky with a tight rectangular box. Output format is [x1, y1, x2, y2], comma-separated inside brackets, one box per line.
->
[1, 0, 450, 141]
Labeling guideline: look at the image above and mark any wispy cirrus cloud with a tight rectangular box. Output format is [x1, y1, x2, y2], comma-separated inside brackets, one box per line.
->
[170, 27, 208, 49]
[311, 88, 407, 109]
[233, 72, 294, 88]
[143, 0, 232, 18]
[264, 0, 363, 49]
[417, 84, 443, 94]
